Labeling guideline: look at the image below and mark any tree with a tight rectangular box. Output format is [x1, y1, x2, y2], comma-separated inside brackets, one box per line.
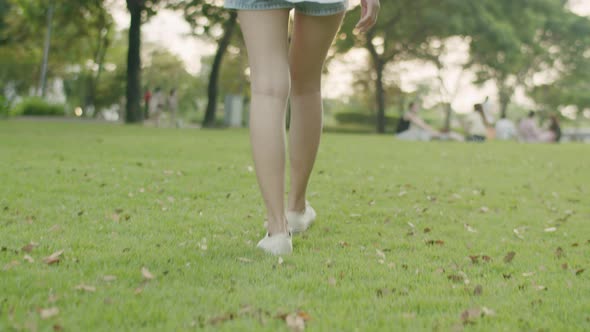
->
[170, 1, 240, 127]
[124, 0, 164, 123]
[336, 0, 472, 133]
[466, 0, 588, 118]
[0, 0, 114, 103]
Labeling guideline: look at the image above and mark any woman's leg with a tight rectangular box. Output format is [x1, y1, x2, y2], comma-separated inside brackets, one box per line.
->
[287, 11, 345, 212]
[238, 10, 291, 235]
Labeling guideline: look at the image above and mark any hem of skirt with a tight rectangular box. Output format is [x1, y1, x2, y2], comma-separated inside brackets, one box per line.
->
[224, 1, 348, 16]
[224, 2, 293, 11]
[295, 5, 348, 16]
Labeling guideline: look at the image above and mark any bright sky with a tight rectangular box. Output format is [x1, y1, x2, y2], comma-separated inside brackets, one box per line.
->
[109, 0, 590, 113]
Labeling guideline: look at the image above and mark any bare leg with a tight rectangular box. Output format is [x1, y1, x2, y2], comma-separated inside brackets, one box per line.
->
[238, 10, 291, 235]
[287, 11, 345, 212]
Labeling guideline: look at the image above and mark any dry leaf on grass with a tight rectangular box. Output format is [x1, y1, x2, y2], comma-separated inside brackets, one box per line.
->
[21, 242, 39, 253]
[503, 251, 516, 263]
[376, 249, 386, 259]
[473, 285, 483, 296]
[285, 312, 309, 332]
[74, 284, 96, 292]
[464, 224, 477, 233]
[23, 255, 35, 263]
[513, 227, 526, 240]
[461, 307, 481, 324]
[555, 247, 564, 258]
[43, 250, 64, 265]
[448, 274, 464, 283]
[39, 307, 59, 319]
[481, 307, 496, 316]
[141, 267, 155, 280]
[328, 277, 337, 286]
[209, 313, 235, 325]
[102, 275, 117, 282]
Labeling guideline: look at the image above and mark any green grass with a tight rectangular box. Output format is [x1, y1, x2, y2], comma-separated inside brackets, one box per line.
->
[1, 120, 589, 331]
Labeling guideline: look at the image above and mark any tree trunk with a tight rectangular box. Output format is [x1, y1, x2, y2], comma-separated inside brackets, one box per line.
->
[365, 32, 386, 134]
[498, 87, 512, 119]
[202, 11, 238, 128]
[374, 61, 386, 133]
[39, 0, 55, 98]
[443, 103, 452, 132]
[125, 1, 143, 123]
[90, 30, 111, 118]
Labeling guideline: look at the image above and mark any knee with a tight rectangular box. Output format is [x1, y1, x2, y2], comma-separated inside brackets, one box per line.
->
[250, 70, 291, 100]
[289, 64, 321, 95]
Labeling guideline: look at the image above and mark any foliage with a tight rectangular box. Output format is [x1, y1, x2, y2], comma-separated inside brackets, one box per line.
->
[466, 0, 590, 117]
[0, 0, 115, 101]
[0, 95, 9, 117]
[10, 97, 65, 116]
[336, 0, 475, 133]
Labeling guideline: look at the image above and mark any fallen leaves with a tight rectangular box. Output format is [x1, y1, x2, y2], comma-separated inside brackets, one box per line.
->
[513, 226, 527, 240]
[39, 307, 59, 319]
[460, 306, 495, 325]
[74, 284, 96, 292]
[285, 312, 306, 332]
[102, 275, 117, 282]
[21, 242, 39, 253]
[141, 267, 155, 280]
[205, 308, 311, 330]
[448, 274, 465, 283]
[473, 285, 483, 296]
[464, 224, 477, 233]
[43, 250, 64, 265]
[425, 240, 445, 246]
[23, 255, 35, 263]
[503, 251, 516, 264]
[555, 247, 564, 259]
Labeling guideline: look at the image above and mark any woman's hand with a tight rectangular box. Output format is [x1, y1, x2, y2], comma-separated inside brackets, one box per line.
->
[355, 0, 380, 33]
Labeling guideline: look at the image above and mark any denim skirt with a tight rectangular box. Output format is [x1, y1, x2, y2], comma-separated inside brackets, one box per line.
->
[224, 0, 348, 16]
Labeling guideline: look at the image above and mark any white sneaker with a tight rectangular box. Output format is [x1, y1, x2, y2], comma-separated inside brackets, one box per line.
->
[286, 201, 316, 234]
[257, 232, 293, 255]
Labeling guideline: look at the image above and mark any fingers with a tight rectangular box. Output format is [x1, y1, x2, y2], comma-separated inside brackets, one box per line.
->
[355, 0, 380, 33]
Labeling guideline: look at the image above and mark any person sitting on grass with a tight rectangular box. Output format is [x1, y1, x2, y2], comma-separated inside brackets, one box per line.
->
[464, 104, 488, 142]
[518, 111, 557, 143]
[396, 102, 463, 141]
[495, 115, 517, 140]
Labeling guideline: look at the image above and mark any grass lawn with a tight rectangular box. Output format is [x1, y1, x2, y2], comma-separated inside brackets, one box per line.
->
[1, 120, 589, 331]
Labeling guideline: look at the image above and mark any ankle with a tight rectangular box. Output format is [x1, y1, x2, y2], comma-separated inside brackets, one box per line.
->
[288, 199, 306, 213]
[267, 218, 289, 235]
